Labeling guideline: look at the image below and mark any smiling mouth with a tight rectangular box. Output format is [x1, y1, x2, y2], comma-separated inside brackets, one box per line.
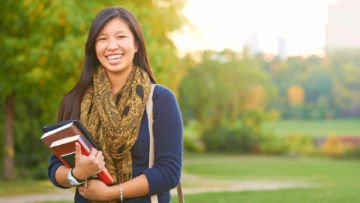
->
[106, 54, 123, 64]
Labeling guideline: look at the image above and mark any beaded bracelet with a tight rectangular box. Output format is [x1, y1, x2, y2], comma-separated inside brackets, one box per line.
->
[119, 184, 124, 202]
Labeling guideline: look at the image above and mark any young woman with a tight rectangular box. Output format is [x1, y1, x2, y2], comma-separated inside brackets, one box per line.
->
[48, 7, 183, 203]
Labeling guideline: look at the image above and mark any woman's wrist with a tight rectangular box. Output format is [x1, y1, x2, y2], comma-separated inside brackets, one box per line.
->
[72, 167, 87, 181]
[119, 183, 124, 202]
[104, 184, 123, 201]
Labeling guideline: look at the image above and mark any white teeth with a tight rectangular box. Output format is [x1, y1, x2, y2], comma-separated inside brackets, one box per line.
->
[107, 55, 122, 60]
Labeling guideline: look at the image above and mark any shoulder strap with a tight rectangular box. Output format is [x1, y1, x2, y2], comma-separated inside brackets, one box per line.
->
[146, 84, 158, 203]
[147, 84, 156, 169]
[146, 84, 185, 203]
[177, 182, 185, 203]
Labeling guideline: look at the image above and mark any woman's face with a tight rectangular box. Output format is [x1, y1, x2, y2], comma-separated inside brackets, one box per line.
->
[95, 17, 138, 75]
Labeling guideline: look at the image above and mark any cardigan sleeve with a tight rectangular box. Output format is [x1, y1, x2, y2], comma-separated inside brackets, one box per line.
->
[48, 154, 69, 188]
[142, 85, 183, 195]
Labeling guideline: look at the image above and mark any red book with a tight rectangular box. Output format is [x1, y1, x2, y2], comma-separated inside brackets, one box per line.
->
[49, 135, 114, 185]
[50, 135, 91, 165]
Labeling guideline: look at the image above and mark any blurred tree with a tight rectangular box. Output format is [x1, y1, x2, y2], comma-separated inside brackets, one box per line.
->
[0, 0, 102, 179]
[304, 68, 334, 119]
[265, 57, 306, 118]
[304, 70, 332, 104]
[287, 85, 305, 106]
[179, 49, 270, 127]
[0, 0, 185, 179]
[265, 55, 338, 119]
[245, 84, 267, 110]
[330, 60, 360, 116]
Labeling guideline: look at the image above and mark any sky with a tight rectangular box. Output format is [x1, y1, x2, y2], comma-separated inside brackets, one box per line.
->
[171, 0, 338, 57]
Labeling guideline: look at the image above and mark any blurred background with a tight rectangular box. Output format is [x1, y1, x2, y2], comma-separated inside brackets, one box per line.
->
[1, 0, 360, 202]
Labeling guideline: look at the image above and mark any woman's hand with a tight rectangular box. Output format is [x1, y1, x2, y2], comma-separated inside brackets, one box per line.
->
[72, 142, 105, 180]
[78, 179, 115, 201]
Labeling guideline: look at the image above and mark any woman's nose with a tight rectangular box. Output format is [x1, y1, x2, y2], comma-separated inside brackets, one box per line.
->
[106, 39, 119, 51]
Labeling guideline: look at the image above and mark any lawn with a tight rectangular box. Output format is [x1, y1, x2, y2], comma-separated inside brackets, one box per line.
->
[2, 154, 359, 203]
[182, 154, 357, 183]
[0, 180, 57, 196]
[263, 119, 360, 137]
[172, 153, 360, 203]
[174, 188, 360, 203]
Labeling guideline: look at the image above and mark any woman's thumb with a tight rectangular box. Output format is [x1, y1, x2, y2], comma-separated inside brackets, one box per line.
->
[75, 142, 81, 159]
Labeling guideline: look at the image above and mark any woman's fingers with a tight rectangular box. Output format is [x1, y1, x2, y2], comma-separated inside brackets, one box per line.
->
[75, 142, 82, 160]
[76, 147, 105, 176]
[95, 150, 105, 173]
[89, 147, 98, 158]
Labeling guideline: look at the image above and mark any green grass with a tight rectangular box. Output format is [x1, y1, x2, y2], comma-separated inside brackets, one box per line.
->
[172, 153, 360, 203]
[173, 188, 360, 203]
[0, 180, 57, 196]
[183, 154, 358, 183]
[3, 153, 360, 203]
[263, 119, 360, 137]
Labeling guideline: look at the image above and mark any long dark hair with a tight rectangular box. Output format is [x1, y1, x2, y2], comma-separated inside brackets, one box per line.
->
[57, 7, 156, 121]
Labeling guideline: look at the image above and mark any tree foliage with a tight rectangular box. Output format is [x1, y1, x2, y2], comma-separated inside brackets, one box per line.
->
[287, 85, 305, 106]
[180, 49, 271, 127]
[265, 51, 360, 119]
[178, 48, 360, 153]
[178, 49, 272, 152]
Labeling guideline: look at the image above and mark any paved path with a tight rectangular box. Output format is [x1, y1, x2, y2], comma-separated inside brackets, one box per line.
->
[0, 190, 73, 203]
[0, 174, 315, 203]
[172, 173, 313, 195]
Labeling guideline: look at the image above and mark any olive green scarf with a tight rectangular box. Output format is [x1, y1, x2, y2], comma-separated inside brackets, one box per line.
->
[80, 66, 151, 202]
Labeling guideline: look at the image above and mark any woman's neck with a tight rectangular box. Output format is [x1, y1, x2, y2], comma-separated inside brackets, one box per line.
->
[104, 66, 133, 95]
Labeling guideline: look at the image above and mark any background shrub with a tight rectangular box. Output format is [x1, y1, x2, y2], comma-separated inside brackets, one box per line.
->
[202, 121, 261, 153]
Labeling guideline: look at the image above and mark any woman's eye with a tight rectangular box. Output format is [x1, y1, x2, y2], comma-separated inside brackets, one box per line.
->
[117, 35, 126, 39]
[97, 37, 106, 41]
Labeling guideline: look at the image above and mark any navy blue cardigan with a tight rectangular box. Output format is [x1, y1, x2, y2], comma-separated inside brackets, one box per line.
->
[48, 85, 183, 203]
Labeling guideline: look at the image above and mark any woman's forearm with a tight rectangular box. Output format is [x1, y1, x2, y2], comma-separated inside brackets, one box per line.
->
[105, 174, 150, 200]
[78, 174, 151, 201]
[55, 165, 72, 187]
[122, 174, 150, 198]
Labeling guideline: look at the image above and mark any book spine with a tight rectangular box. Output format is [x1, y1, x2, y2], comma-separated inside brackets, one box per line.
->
[78, 138, 91, 155]
[97, 168, 114, 185]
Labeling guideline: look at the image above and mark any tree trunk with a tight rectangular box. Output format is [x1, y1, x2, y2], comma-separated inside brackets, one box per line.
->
[3, 94, 15, 179]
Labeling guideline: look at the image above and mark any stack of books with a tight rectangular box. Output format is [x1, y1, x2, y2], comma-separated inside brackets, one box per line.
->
[41, 120, 114, 185]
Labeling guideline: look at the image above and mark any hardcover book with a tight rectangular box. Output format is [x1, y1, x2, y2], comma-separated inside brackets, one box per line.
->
[41, 120, 97, 148]
[50, 135, 91, 164]
[41, 120, 114, 185]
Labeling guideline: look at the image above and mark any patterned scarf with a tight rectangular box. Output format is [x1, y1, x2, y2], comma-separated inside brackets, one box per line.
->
[80, 66, 151, 203]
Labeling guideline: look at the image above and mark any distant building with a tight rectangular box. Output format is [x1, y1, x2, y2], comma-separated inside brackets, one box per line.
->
[326, 0, 360, 50]
[244, 33, 260, 56]
[277, 38, 287, 60]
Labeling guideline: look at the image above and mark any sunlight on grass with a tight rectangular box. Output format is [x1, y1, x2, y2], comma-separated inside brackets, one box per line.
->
[179, 154, 360, 203]
[183, 154, 359, 183]
[0, 180, 57, 196]
[171, 187, 360, 203]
